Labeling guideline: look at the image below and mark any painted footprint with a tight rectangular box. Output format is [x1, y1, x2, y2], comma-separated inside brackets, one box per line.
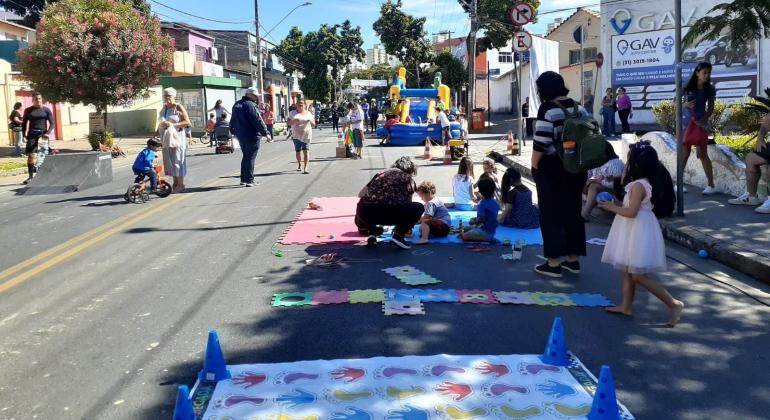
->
[517, 362, 562, 376]
[423, 364, 466, 377]
[385, 385, 426, 400]
[266, 415, 320, 420]
[436, 404, 488, 419]
[491, 405, 542, 419]
[274, 371, 319, 385]
[482, 383, 529, 397]
[544, 403, 591, 418]
[324, 388, 375, 403]
[213, 394, 265, 409]
[376, 366, 420, 378]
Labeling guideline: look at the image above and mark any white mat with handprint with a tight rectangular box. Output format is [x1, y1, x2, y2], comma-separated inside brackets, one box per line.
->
[193, 352, 634, 419]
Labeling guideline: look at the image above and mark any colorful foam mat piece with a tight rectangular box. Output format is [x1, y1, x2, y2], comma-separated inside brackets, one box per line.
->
[382, 265, 442, 286]
[382, 300, 425, 315]
[272, 290, 612, 308]
[190, 353, 635, 419]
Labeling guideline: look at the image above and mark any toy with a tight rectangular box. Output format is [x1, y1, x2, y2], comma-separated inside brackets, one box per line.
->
[596, 191, 613, 203]
[123, 162, 171, 203]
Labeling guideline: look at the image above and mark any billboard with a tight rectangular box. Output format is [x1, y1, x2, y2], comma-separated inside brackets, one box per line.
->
[611, 27, 758, 109]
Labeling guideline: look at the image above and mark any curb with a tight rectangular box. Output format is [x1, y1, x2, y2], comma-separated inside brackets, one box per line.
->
[488, 151, 770, 283]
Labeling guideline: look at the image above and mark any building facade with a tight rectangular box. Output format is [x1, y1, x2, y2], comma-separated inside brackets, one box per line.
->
[365, 44, 398, 68]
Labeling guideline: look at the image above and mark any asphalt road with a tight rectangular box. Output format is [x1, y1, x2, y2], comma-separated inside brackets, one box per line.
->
[0, 128, 769, 419]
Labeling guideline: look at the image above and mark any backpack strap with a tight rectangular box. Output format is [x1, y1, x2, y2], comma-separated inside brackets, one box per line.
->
[551, 100, 580, 118]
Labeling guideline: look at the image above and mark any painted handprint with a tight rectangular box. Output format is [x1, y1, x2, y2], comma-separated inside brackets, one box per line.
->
[475, 361, 510, 377]
[436, 404, 487, 419]
[331, 367, 366, 383]
[231, 371, 266, 388]
[386, 385, 426, 400]
[330, 407, 373, 420]
[213, 394, 265, 409]
[385, 405, 430, 420]
[537, 380, 576, 398]
[424, 365, 466, 377]
[275, 388, 315, 408]
[517, 362, 562, 376]
[275, 371, 319, 385]
[376, 366, 419, 378]
[434, 381, 472, 401]
[482, 383, 529, 397]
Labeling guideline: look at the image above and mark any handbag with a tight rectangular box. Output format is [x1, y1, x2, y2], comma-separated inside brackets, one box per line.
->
[162, 127, 182, 149]
[684, 118, 708, 145]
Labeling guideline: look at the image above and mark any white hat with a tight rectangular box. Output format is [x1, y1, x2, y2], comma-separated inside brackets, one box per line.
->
[245, 87, 259, 96]
[163, 87, 177, 97]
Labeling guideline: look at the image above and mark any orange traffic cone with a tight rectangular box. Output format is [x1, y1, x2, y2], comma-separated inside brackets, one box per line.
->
[511, 134, 520, 155]
[424, 138, 432, 160]
[443, 144, 452, 164]
[506, 130, 514, 152]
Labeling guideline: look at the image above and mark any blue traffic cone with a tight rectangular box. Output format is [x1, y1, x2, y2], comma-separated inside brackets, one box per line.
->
[587, 365, 621, 420]
[172, 385, 195, 420]
[539, 317, 570, 366]
[197, 330, 231, 382]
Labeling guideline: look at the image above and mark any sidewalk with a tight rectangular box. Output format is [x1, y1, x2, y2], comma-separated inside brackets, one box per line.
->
[482, 138, 770, 283]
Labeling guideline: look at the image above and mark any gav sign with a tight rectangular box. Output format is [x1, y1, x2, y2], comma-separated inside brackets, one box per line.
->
[610, 7, 699, 34]
[616, 35, 675, 56]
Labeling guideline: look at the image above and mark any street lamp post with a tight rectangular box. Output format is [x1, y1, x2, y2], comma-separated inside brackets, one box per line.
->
[254, 1, 312, 94]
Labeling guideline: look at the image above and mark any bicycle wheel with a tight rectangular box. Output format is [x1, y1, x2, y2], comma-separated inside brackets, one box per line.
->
[126, 183, 143, 203]
[156, 181, 172, 198]
[199, 134, 210, 145]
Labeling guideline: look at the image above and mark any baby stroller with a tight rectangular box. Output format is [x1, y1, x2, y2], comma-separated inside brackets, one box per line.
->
[213, 126, 234, 154]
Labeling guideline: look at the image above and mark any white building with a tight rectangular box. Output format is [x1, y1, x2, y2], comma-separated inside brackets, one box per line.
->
[432, 33, 449, 45]
[365, 44, 398, 67]
[600, 0, 769, 127]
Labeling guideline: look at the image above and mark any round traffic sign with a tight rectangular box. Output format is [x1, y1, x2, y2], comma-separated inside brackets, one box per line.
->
[510, 2, 536, 26]
[512, 30, 532, 52]
[596, 52, 604, 68]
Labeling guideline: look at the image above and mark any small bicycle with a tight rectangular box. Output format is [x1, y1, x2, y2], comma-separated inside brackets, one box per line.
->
[124, 163, 172, 203]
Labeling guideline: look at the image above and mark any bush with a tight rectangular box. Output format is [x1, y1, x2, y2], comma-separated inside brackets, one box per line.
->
[88, 131, 115, 150]
[652, 99, 729, 134]
[729, 99, 765, 136]
[715, 134, 755, 160]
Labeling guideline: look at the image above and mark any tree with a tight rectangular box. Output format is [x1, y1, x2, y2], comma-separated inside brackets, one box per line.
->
[373, 0, 433, 82]
[18, 0, 173, 122]
[0, 0, 150, 28]
[427, 51, 467, 92]
[683, 0, 770, 50]
[457, 0, 541, 52]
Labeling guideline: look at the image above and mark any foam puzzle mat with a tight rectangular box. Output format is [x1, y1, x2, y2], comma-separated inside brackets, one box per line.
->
[189, 352, 635, 419]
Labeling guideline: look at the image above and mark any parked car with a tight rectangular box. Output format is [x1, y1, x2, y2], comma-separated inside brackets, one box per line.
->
[318, 107, 332, 123]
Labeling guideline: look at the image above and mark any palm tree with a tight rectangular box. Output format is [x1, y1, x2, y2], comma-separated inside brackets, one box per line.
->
[683, 0, 770, 50]
[741, 88, 770, 138]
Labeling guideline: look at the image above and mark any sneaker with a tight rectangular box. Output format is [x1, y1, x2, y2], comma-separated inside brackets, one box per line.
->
[390, 234, 412, 250]
[728, 192, 762, 206]
[22, 177, 32, 185]
[702, 186, 717, 195]
[755, 197, 770, 214]
[534, 262, 562, 278]
[245, 182, 255, 187]
[239, 182, 247, 186]
[560, 260, 581, 274]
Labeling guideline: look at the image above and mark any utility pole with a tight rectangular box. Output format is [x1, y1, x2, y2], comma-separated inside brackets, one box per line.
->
[432, 30, 453, 46]
[466, 0, 478, 117]
[223, 45, 228, 68]
[675, 0, 684, 216]
[579, 24, 585, 105]
[254, 0, 263, 94]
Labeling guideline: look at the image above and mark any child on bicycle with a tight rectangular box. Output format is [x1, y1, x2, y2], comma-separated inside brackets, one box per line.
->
[132, 138, 162, 192]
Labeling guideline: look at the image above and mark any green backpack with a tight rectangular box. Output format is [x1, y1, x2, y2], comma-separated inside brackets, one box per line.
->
[554, 101, 609, 174]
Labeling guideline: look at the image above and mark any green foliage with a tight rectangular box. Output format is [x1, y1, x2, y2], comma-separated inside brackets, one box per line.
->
[729, 100, 765, 137]
[426, 51, 467, 93]
[0, 161, 27, 171]
[457, 0, 541, 52]
[0, 0, 150, 27]
[683, 0, 770, 50]
[18, 0, 173, 112]
[275, 21, 365, 101]
[87, 130, 114, 150]
[652, 99, 729, 134]
[715, 134, 756, 159]
[373, 0, 433, 71]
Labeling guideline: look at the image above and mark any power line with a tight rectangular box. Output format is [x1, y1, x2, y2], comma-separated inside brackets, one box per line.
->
[148, 0, 253, 24]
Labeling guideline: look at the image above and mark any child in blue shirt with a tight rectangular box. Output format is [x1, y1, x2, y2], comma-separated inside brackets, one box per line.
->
[460, 177, 499, 242]
[132, 138, 162, 191]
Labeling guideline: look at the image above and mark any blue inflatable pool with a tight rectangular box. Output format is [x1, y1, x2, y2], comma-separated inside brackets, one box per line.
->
[375, 122, 462, 146]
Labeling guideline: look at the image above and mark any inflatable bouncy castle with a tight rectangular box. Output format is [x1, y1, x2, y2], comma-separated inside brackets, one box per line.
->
[375, 67, 462, 146]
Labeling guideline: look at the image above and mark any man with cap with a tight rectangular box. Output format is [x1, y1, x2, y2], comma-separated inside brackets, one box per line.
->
[230, 87, 268, 186]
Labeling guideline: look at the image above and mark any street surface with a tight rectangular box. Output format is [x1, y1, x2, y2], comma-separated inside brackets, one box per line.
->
[0, 128, 769, 419]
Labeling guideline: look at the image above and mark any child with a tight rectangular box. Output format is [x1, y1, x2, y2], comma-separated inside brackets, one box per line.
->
[682, 62, 717, 195]
[414, 181, 451, 245]
[450, 156, 476, 211]
[598, 141, 684, 327]
[458, 113, 468, 139]
[460, 177, 499, 242]
[132, 138, 163, 192]
[475, 157, 499, 201]
[497, 168, 539, 228]
[582, 143, 625, 220]
[437, 107, 451, 145]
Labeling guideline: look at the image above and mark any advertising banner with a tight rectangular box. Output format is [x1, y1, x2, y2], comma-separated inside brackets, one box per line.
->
[611, 27, 758, 109]
[350, 79, 388, 87]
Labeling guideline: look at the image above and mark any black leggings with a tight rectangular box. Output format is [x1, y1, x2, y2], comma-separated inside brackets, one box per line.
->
[618, 109, 631, 133]
[369, 115, 378, 131]
[533, 154, 587, 259]
[332, 117, 339, 131]
[355, 201, 424, 237]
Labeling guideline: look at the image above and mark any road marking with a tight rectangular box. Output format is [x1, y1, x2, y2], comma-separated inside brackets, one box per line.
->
[0, 154, 284, 293]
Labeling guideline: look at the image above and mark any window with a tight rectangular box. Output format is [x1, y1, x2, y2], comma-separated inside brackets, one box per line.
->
[583, 70, 594, 91]
[498, 52, 513, 63]
[195, 45, 209, 62]
[569, 48, 597, 65]
[5, 33, 18, 40]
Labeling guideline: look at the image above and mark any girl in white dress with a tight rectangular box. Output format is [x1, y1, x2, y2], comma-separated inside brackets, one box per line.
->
[598, 141, 684, 326]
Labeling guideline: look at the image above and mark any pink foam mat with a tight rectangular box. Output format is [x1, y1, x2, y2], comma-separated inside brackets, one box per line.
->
[279, 222, 366, 245]
[294, 197, 360, 224]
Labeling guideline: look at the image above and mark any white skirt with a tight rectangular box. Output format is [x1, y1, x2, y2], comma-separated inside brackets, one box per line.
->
[601, 209, 666, 274]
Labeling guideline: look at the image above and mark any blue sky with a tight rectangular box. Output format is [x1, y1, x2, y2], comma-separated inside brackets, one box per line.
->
[149, 0, 590, 48]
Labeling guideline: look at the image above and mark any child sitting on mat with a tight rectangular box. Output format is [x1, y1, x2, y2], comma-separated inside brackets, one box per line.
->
[460, 177, 499, 242]
[414, 181, 451, 245]
[475, 157, 499, 201]
[449, 156, 476, 211]
[497, 168, 539, 228]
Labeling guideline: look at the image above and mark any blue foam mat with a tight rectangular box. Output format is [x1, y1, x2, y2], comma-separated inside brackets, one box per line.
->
[385, 210, 543, 245]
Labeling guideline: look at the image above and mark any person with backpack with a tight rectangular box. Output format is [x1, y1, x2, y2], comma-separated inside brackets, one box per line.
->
[531, 71, 590, 278]
[598, 141, 684, 327]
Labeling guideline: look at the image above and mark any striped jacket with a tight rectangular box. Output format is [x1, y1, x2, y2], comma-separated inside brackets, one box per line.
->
[533, 99, 588, 155]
